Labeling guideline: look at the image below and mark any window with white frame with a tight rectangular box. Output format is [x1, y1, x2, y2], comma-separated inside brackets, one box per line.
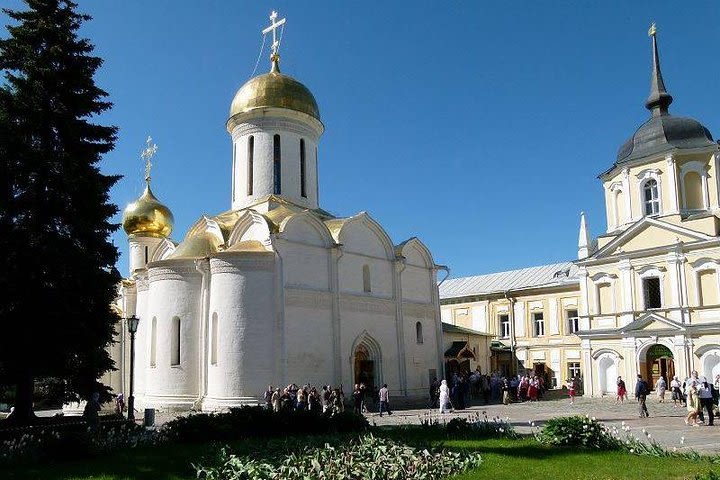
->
[499, 314, 510, 339]
[532, 312, 545, 337]
[566, 309, 579, 334]
[642, 277, 662, 309]
[567, 362, 581, 379]
[643, 179, 660, 215]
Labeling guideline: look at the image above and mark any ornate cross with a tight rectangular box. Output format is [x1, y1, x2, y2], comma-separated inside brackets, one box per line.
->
[262, 10, 286, 60]
[648, 22, 657, 37]
[140, 136, 158, 184]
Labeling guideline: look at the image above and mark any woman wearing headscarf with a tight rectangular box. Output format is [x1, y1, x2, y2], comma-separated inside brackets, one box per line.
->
[439, 379, 451, 414]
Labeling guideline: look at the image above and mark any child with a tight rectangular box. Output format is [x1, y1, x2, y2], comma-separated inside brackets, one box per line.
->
[567, 378, 576, 405]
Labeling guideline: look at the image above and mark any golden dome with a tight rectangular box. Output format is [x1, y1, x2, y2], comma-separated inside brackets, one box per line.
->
[228, 59, 320, 122]
[122, 184, 174, 238]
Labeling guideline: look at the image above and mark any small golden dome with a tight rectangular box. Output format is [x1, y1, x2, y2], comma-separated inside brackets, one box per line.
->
[122, 185, 174, 238]
[228, 58, 320, 122]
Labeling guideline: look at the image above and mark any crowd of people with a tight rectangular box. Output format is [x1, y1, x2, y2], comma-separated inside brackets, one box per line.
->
[629, 371, 719, 426]
[262, 382, 393, 416]
[429, 369, 576, 413]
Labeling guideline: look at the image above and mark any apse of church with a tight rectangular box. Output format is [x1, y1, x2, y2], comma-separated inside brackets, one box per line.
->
[111, 12, 444, 411]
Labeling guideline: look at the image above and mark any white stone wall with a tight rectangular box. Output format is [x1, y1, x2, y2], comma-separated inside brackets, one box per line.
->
[230, 115, 320, 210]
[205, 254, 276, 409]
[144, 262, 202, 409]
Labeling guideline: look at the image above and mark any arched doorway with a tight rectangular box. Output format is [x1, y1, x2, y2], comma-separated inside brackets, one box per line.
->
[643, 344, 674, 390]
[352, 333, 382, 392]
[354, 344, 375, 390]
[597, 355, 617, 394]
[702, 351, 720, 381]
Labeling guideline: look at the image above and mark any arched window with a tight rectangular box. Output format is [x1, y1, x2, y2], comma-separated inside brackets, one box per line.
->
[171, 316, 181, 366]
[247, 135, 254, 195]
[362, 264, 371, 293]
[643, 179, 660, 216]
[210, 313, 219, 365]
[683, 171, 703, 210]
[273, 134, 281, 195]
[614, 189, 625, 227]
[415, 321, 423, 344]
[300, 138, 307, 198]
[150, 316, 157, 367]
[144, 245, 149, 264]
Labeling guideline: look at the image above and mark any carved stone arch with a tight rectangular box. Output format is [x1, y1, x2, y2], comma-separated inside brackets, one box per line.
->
[278, 211, 334, 247]
[396, 237, 435, 268]
[591, 348, 624, 360]
[337, 212, 395, 260]
[227, 209, 272, 246]
[152, 238, 177, 261]
[350, 330, 383, 388]
[694, 344, 720, 358]
[635, 338, 675, 363]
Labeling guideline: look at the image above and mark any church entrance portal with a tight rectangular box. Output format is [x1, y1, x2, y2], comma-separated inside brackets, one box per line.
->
[354, 344, 375, 391]
[643, 344, 674, 391]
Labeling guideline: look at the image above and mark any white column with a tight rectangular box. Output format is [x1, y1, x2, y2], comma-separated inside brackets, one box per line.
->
[578, 267, 590, 330]
[665, 155, 679, 214]
[702, 164, 711, 210]
[549, 298, 559, 335]
[622, 168, 633, 222]
[665, 251, 683, 321]
[581, 339, 594, 396]
[618, 260, 634, 327]
[393, 259, 407, 395]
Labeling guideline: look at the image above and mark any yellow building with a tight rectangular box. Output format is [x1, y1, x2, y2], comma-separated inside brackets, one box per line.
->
[440, 262, 582, 388]
[441, 28, 720, 396]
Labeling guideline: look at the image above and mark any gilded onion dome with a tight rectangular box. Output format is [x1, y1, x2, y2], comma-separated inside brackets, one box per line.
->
[122, 184, 174, 238]
[228, 57, 320, 123]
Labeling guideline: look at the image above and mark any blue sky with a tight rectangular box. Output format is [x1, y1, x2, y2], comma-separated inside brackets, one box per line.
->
[4, 1, 719, 277]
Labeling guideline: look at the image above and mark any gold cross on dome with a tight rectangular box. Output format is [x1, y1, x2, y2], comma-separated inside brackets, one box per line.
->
[140, 136, 158, 184]
[648, 22, 657, 37]
[262, 10, 286, 61]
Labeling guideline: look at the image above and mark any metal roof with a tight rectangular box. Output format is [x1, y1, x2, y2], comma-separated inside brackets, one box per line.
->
[439, 261, 579, 300]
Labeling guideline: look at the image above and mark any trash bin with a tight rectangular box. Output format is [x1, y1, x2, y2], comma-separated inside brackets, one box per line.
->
[143, 408, 155, 427]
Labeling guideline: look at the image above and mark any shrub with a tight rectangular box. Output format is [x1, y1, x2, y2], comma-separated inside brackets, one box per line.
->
[163, 406, 368, 444]
[195, 434, 483, 480]
[416, 412, 517, 439]
[536, 416, 622, 450]
[695, 472, 720, 480]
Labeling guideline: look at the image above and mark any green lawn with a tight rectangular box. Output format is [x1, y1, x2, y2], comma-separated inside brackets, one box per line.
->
[3, 433, 718, 480]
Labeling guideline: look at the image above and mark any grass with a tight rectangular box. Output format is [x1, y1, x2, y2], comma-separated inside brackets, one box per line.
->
[3, 430, 718, 480]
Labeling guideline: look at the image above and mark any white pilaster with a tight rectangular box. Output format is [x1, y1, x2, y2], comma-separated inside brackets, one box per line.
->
[578, 267, 590, 330]
[665, 154, 679, 214]
[618, 259, 634, 327]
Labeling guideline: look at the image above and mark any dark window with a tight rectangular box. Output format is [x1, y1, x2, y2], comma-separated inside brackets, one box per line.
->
[273, 134, 281, 195]
[247, 136, 254, 195]
[300, 138, 307, 198]
[171, 316, 181, 366]
[144, 246, 149, 264]
[643, 179, 660, 215]
[566, 309, 579, 333]
[533, 312, 545, 337]
[499, 314, 510, 339]
[415, 322, 423, 344]
[643, 277, 662, 309]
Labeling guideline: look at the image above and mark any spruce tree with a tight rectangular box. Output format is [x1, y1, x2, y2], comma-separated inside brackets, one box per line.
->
[0, 0, 120, 424]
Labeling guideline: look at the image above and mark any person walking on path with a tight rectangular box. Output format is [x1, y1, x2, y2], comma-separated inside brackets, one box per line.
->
[378, 384, 392, 417]
[439, 379, 451, 414]
[686, 382, 701, 426]
[671, 376, 683, 407]
[567, 378, 577, 405]
[616, 376, 628, 404]
[656, 376, 667, 403]
[635, 375, 650, 418]
[699, 381, 714, 426]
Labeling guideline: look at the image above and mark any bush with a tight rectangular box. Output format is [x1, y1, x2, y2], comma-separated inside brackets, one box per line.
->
[195, 434, 483, 480]
[163, 406, 368, 444]
[695, 472, 720, 480]
[536, 415, 622, 450]
[414, 412, 517, 439]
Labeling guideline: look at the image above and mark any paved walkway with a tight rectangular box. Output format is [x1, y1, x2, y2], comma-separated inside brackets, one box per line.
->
[370, 396, 720, 454]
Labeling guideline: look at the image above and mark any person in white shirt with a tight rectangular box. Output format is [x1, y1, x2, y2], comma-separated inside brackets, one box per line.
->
[698, 381, 714, 426]
[378, 384, 392, 417]
[439, 379, 451, 414]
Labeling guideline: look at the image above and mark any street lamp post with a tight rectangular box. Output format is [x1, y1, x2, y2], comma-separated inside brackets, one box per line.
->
[127, 315, 140, 422]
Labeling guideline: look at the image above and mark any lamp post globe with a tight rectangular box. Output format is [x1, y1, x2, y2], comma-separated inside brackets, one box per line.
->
[126, 315, 139, 421]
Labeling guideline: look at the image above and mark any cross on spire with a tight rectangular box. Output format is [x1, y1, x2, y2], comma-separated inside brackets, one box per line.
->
[140, 136, 158, 184]
[262, 10, 286, 70]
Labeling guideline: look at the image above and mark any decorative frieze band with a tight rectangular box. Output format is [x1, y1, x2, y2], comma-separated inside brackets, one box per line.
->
[148, 265, 200, 283]
[402, 301, 435, 318]
[340, 293, 396, 315]
[231, 118, 319, 139]
[285, 288, 332, 309]
[210, 257, 274, 274]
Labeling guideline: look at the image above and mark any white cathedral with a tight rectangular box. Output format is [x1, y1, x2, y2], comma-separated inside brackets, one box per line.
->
[109, 14, 444, 411]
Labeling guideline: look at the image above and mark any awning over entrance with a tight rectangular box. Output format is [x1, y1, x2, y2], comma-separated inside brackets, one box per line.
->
[444, 341, 475, 360]
[490, 340, 512, 352]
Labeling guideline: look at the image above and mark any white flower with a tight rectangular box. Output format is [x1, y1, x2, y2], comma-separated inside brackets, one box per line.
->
[621, 421, 625, 426]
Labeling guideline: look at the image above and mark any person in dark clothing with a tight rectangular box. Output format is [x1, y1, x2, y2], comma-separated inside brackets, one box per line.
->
[635, 374, 650, 418]
[352, 384, 363, 414]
